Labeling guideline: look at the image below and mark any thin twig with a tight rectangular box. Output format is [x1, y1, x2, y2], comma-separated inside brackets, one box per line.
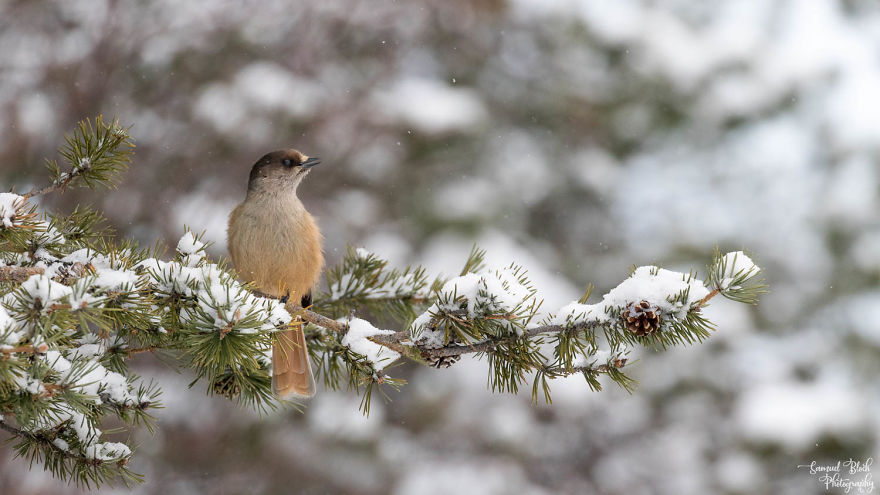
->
[283, 303, 350, 333]
[0, 262, 90, 285]
[22, 173, 75, 200]
[0, 419, 23, 436]
[0, 266, 45, 283]
[0, 344, 45, 354]
[125, 346, 159, 357]
[696, 288, 721, 308]
[366, 331, 412, 356]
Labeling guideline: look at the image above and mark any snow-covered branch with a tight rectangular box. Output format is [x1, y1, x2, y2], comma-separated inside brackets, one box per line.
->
[0, 116, 765, 488]
[287, 246, 761, 401]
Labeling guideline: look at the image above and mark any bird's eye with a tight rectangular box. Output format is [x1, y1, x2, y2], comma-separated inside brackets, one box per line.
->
[282, 158, 293, 167]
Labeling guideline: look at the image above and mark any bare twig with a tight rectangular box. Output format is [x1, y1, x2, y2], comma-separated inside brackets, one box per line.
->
[0, 266, 45, 283]
[125, 346, 160, 357]
[22, 173, 76, 200]
[292, 305, 349, 333]
[0, 262, 90, 285]
[0, 344, 46, 354]
[0, 419, 22, 436]
[696, 288, 721, 308]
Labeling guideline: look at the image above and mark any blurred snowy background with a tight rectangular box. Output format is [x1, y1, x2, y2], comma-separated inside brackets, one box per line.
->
[2, 0, 879, 494]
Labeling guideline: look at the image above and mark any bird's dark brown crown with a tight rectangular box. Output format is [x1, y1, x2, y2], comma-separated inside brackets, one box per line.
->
[248, 149, 309, 189]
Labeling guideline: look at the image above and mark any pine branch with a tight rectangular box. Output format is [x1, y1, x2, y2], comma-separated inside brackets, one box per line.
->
[22, 116, 133, 200]
[0, 419, 82, 459]
[282, 288, 723, 360]
[0, 418, 139, 487]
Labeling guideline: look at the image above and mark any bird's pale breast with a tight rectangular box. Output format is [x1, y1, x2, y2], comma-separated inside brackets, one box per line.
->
[228, 196, 324, 299]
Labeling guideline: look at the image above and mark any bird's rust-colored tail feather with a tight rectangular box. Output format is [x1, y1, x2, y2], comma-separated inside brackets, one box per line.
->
[272, 324, 316, 399]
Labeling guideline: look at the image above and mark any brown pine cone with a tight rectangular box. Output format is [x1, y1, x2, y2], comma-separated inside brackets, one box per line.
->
[621, 300, 662, 336]
[422, 351, 461, 368]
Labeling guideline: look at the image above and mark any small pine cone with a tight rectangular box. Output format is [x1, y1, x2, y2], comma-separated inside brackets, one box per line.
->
[212, 375, 240, 400]
[621, 300, 662, 336]
[422, 351, 461, 368]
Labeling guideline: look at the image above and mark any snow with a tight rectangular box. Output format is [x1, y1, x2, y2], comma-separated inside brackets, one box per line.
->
[372, 77, 488, 134]
[193, 63, 322, 140]
[432, 179, 496, 221]
[0, 322, 26, 350]
[395, 458, 545, 495]
[342, 318, 400, 371]
[60, 248, 95, 265]
[410, 265, 536, 347]
[51, 438, 69, 452]
[193, 84, 250, 136]
[177, 231, 207, 267]
[13, 374, 45, 395]
[67, 411, 97, 445]
[173, 191, 237, 253]
[553, 265, 710, 326]
[365, 272, 422, 300]
[177, 231, 205, 256]
[822, 156, 877, 224]
[333, 190, 381, 229]
[308, 393, 385, 441]
[67, 335, 105, 359]
[136, 257, 199, 296]
[234, 62, 323, 118]
[417, 232, 579, 315]
[0, 192, 23, 228]
[138, 233, 293, 334]
[736, 379, 867, 450]
[717, 251, 760, 289]
[63, 252, 142, 299]
[195, 280, 265, 333]
[44, 350, 136, 406]
[31, 222, 65, 246]
[19, 274, 73, 309]
[84, 442, 132, 461]
[440, 268, 533, 317]
[67, 281, 102, 310]
[437, 273, 482, 313]
[92, 268, 140, 290]
[0, 305, 12, 332]
[16, 92, 55, 136]
[327, 250, 425, 302]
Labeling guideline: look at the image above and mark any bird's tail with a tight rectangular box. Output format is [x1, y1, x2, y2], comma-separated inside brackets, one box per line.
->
[272, 322, 316, 399]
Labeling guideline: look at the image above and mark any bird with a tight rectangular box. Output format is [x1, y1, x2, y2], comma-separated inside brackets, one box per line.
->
[227, 149, 324, 399]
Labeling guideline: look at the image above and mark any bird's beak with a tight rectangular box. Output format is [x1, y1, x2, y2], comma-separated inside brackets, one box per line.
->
[301, 157, 321, 169]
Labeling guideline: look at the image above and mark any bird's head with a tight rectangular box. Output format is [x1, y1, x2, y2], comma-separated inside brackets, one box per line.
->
[247, 149, 321, 196]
